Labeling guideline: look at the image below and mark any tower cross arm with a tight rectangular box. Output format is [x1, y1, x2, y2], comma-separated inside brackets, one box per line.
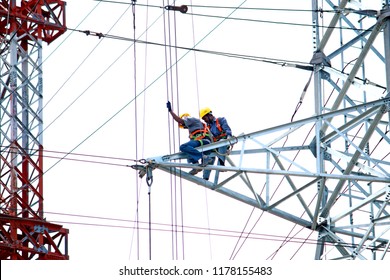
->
[0, 0, 67, 43]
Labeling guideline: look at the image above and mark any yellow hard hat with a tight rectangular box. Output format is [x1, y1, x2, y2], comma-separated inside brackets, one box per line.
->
[199, 107, 212, 118]
[179, 113, 190, 128]
[180, 113, 190, 118]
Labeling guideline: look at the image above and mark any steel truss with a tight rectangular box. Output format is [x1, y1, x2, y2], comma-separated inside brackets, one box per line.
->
[0, 1, 68, 259]
[136, 0, 390, 259]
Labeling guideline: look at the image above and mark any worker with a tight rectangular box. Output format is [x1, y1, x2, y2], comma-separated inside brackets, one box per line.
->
[199, 107, 233, 180]
[167, 101, 213, 175]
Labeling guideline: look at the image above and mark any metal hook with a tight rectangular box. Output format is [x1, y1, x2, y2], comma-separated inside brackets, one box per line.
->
[146, 166, 153, 187]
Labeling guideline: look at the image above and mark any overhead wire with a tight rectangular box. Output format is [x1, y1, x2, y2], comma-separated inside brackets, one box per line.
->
[40, 4, 134, 137]
[162, 0, 256, 260]
[188, 0, 213, 261]
[40, 1, 102, 112]
[29, 0, 388, 260]
[42, 2, 381, 144]
[261, 57, 383, 260]
[95, 0, 379, 32]
[40, 5, 167, 176]
[129, 0, 142, 261]
[0, 145, 140, 167]
[21, 0, 377, 145]
[162, 0, 178, 260]
[135, 0, 151, 262]
[43, 211, 321, 246]
[95, 0, 375, 19]
[69, 28, 386, 91]
[44, 211, 389, 256]
[171, 1, 187, 261]
[0, 0, 384, 262]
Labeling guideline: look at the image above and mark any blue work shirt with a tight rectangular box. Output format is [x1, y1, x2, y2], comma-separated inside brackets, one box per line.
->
[208, 117, 232, 140]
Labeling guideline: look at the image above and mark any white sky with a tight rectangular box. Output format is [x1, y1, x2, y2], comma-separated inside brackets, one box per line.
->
[3, 0, 389, 278]
[41, 0, 313, 261]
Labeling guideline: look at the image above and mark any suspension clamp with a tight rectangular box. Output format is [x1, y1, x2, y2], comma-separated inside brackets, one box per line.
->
[165, 5, 188, 14]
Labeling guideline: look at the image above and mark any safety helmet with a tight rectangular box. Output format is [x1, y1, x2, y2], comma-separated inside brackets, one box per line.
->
[179, 113, 190, 129]
[199, 107, 212, 118]
[180, 113, 190, 118]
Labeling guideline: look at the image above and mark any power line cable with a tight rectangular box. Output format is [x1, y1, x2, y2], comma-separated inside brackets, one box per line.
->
[45, 211, 320, 245]
[41, 4, 134, 136]
[41, 1, 102, 112]
[46, 212, 388, 258]
[95, 0, 372, 17]
[37, 2, 386, 260]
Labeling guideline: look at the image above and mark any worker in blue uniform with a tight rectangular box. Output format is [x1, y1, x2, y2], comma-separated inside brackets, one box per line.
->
[167, 101, 213, 175]
[199, 107, 233, 180]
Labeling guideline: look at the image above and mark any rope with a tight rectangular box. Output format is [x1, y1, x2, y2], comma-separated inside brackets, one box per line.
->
[129, 0, 142, 260]
[163, 0, 181, 260]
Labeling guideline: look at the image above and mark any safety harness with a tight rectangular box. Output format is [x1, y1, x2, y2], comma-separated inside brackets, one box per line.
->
[209, 118, 227, 142]
[189, 124, 212, 145]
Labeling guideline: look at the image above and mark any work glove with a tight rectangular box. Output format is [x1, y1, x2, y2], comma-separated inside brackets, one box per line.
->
[166, 101, 172, 112]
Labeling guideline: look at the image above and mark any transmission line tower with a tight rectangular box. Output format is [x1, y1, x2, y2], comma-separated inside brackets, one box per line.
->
[135, 0, 390, 260]
[0, 0, 68, 259]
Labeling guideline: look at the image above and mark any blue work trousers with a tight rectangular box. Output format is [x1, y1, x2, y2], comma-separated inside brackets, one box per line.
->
[180, 139, 210, 164]
[203, 144, 228, 180]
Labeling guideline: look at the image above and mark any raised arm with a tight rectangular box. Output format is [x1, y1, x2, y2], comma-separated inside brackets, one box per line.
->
[167, 101, 185, 126]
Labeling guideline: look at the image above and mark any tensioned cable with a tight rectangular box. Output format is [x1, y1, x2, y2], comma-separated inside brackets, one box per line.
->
[96, 0, 381, 33]
[95, 0, 371, 19]
[185, 11, 375, 32]
[3, 1, 386, 260]
[267, 195, 318, 260]
[0, 145, 139, 163]
[41, 1, 102, 112]
[50, 219, 325, 246]
[71, 29, 386, 89]
[37, 10, 168, 176]
[188, 0, 213, 260]
[48, 18, 384, 260]
[229, 207, 256, 260]
[40, 4, 134, 136]
[129, 0, 142, 261]
[36, 1, 386, 260]
[162, 0, 177, 260]
[45, 212, 382, 255]
[0, 1, 100, 110]
[44, 212, 322, 246]
[193, 0, 250, 261]
[171, 1, 186, 261]
[229, 56, 387, 259]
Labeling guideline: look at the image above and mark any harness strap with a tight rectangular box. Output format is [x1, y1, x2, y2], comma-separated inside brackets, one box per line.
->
[189, 124, 212, 141]
[211, 118, 227, 141]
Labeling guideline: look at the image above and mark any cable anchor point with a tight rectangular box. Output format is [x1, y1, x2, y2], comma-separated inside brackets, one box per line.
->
[165, 5, 188, 14]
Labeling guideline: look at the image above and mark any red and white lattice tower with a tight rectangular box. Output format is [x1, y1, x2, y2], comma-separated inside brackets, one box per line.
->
[0, 0, 68, 259]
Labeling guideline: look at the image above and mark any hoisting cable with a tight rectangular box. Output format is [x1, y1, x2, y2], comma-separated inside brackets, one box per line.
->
[172, 3, 187, 260]
[163, 0, 182, 260]
[130, 0, 143, 260]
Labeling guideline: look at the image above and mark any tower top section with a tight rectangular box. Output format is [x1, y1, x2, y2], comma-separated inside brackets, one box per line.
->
[0, 0, 66, 44]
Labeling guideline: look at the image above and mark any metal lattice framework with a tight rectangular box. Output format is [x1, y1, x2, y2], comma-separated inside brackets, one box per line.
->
[0, 0, 67, 260]
[136, 0, 390, 260]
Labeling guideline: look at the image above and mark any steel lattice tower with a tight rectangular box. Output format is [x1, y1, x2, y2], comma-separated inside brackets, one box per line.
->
[135, 0, 390, 259]
[0, 0, 68, 260]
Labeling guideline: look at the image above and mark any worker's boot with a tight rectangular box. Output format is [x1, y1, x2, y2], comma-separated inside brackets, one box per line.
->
[189, 168, 201, 175]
